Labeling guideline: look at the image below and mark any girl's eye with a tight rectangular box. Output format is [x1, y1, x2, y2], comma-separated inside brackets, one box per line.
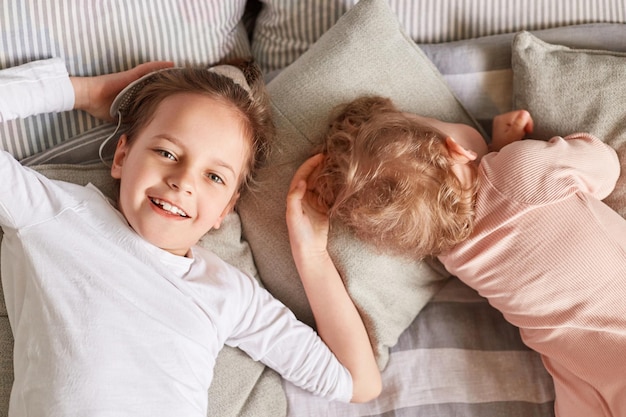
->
[207, 173, 224, 184]
[156, 149, 176, 161]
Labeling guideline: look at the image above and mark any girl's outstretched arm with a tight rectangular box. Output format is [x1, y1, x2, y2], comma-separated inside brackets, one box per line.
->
[286, 154, 382, 403]
[70, 61, 173, 122]
[0, 59, 172, 124]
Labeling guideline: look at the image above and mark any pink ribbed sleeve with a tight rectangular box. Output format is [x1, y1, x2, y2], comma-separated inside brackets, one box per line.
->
[482, 133, 620, 203]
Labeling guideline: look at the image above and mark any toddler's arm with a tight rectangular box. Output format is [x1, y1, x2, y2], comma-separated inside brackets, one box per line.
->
[491, 110, 534, 151]
[286, 154, 382, 403]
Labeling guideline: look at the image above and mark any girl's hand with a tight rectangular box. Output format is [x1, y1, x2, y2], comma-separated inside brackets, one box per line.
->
[287, 154, 383, 403]
[286, 154, 329, 258]
[70, 61, 174, 122]
[491, 110, 534, 151]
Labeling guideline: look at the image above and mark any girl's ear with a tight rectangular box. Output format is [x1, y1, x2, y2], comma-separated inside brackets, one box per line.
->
[110, 134, 129, 179]
[445, 136, 477, 163]
[213, 192, 240, 230]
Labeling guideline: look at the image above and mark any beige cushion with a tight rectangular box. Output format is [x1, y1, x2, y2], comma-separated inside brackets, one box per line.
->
[239, 0, 481, 368]
[512, 31, 626, 218]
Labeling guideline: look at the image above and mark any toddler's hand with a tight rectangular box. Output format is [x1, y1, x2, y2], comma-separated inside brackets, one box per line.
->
[70, 61, 174, 122]
[491, 110, 534, 151]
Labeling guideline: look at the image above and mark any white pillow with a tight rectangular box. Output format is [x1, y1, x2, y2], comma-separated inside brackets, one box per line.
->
[0, 0, 251, 160]
[251, 0, 626, 74]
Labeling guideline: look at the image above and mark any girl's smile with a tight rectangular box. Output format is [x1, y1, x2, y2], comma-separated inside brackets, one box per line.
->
[149, 197, 189, 218]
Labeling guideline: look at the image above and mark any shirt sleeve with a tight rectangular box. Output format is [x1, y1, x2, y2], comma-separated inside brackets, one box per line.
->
[481, 133, 620, 204]
[0, 150, 80, 229]
[0, 58, 74, 122]
[226, 275, 353, 403]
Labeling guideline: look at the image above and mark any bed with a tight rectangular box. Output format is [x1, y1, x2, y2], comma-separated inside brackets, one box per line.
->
[1, 1, 626, 416]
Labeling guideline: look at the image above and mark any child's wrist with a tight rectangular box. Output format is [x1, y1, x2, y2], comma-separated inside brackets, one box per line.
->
[69, 77, 89, 111]
[293, 247, 332, 270]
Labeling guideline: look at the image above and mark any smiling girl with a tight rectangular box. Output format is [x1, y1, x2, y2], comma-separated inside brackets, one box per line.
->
[0, 59, 380, 417]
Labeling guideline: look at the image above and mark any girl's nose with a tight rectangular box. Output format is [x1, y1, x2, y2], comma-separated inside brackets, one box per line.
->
[167, 170, 194, 194]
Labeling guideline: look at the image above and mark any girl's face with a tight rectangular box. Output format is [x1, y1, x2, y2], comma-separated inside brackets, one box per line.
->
[111, 93, 249, 257]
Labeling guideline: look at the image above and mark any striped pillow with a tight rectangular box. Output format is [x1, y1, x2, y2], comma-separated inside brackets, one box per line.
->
[251, 0, 626, 74]
[0, 0, 251, 159]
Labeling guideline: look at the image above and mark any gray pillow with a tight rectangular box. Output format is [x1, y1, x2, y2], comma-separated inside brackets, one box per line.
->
[420, 23, 626, 138]
[238, 0, 481, 369]
[0, 164, 286, 417]
[512, 31, 626, 219]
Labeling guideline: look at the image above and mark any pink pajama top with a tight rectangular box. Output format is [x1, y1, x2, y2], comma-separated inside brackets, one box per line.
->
[439, 134, 626, 417]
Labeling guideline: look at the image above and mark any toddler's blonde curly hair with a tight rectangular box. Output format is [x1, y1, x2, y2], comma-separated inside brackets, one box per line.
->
[313, 96, 478, 260]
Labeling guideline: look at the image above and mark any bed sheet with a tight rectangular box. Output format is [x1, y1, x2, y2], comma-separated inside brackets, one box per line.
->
[284, 278, 555, 417]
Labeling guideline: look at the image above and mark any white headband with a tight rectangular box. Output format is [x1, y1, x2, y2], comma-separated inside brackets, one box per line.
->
[102, 64, 253, 166]
[109, 64, 252, 118]
[209, 64, 252, 95]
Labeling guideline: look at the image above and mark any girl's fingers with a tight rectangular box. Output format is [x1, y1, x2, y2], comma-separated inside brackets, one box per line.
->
[289, 154, 324, 190]
[287, 179, 306, 203]
[132, 61, 174, 78]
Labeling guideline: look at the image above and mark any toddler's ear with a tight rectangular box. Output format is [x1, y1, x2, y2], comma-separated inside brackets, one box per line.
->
[445, 136, 477, 163]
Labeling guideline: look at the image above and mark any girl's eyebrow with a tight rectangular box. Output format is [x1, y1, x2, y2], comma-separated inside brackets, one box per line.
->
[154, 134, 238, 179]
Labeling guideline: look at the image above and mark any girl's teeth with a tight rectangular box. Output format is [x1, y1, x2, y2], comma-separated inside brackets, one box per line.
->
[153, 198, 187, 217]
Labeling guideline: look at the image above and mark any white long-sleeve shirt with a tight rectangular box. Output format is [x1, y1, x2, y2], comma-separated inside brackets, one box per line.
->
[0, 58, 75, 122]
[0, 59, 352, 416]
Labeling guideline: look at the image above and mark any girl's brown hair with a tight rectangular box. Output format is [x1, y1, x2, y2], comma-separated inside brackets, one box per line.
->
[313, 96, 477, 260]
[120, 58, 273, 193]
